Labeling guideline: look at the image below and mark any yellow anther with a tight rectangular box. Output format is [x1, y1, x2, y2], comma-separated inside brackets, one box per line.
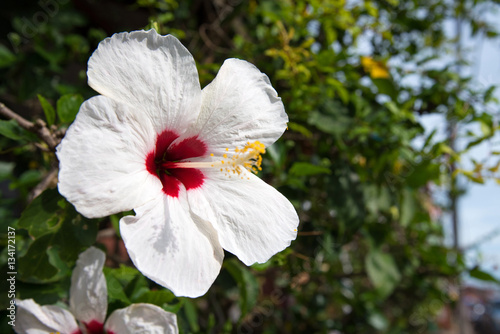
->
[210, 153, 214, 156]
[223, 153, 228, 158]
[225, 148, 229, 152]
[224, 141, 266, 177]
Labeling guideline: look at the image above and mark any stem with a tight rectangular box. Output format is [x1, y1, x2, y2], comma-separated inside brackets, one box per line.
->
[27, 166, 59, 202]
[0, 102, 59, 151]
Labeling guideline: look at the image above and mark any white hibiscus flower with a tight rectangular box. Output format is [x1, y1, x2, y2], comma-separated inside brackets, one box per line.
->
[16, 247, 178, 334]
[56, 29, 299, 298]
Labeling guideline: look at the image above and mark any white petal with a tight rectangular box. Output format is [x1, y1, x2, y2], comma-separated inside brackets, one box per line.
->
[120, 194, 224, 297]
[193, 58, 288, 154]
[88, 29, 201, 133]
[15, 299, 80, 334]
[57, 95, 162, 218]
[69, 247, 107, 328]
[104, 303, 178, 334]
[188, 172, 299, 265]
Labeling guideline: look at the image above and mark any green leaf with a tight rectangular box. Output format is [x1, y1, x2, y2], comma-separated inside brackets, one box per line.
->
[163, 299, 184, 314]
[372, 78, 398, 100]
[364, 185, 391, 214]
[134, 290, 176, 306]
[10, 170, 42, 191]
[53, 209, 99, 264]
[400, 188, 416, 227]
[37, 95, 56, 126]
[104, 265, 152, 305]
[287, 122, 312, 138]
[104, 267, 131, 304]
[308, 111, 348, 136]
[225, 258, 259, 316]
[16, 279, 69, 305]
[0, 119, 27, 141]
[406, 162, 441, 188]
[183, 299, 200, 332]
[327, 77, 349, 104]
[266, 142, 287, 169]
[480, 120, 492, 137]
[460, 170, 484, 184]
[56, 94, 84, 123]
[108, 264, 141, 286]
[110, 214, 122, 238]
[251, 260, 273, 271]
[123, 274, 150, 301]
[484, 86, 496, 103]
[365, 248, 401, 298]
[17, 189, 98, 282]
[466, 136, 487, 150]
[469, 267, 500, 283]
[18, 188, 62, 238]
[0, 44, 16, 68]
[18, 234, 60, 281]
[422, 129, 437, 149]
[289, 162, 331, 177]
[0, 161, 14, 179]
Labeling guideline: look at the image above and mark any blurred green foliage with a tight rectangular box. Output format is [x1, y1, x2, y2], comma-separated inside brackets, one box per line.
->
[1, 0, 500, 333]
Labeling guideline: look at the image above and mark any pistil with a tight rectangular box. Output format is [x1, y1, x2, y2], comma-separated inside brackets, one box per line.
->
[161, 141, 266, 178]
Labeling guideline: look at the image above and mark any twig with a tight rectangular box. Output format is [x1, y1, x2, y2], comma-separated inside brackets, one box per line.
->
[292, 251, 310, 261]
[0, 102, 33, 128]
[34, 142, 51, 152]
[0, 102, 58, 150]
[27, 166, 59, 202]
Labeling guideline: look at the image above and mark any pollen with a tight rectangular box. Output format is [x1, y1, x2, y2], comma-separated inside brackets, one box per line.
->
[220, 141, 266, 178]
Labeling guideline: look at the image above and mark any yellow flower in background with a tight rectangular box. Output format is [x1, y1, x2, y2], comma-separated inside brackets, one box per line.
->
[361, 56, 390, 79]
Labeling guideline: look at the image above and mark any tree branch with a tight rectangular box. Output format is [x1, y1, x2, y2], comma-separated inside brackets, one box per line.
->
[27, 166, 59, 202]
[0, 102, 59, 150]
[0, 102, 33, 128]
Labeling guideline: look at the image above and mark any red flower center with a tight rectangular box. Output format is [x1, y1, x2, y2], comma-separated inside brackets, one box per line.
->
[70, 320, 103, 334]
[145, 130, 207, 198]
[84, 320, 104, 334]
